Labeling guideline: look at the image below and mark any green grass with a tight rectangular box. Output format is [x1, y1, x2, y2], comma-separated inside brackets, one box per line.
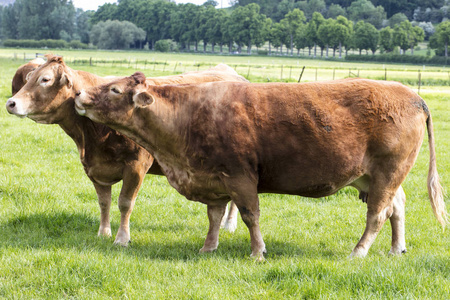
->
[0, 52, 449, 299]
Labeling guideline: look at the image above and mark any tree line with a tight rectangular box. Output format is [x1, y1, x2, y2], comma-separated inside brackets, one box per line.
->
[0, 0, 449, 58]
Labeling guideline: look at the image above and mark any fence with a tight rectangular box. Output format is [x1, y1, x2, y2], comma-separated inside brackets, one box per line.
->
[7, 53, 450, 91]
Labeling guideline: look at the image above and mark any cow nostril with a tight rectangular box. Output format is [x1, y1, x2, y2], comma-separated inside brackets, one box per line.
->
[75, 91, 81, 97]
[7, 100, 16, 109]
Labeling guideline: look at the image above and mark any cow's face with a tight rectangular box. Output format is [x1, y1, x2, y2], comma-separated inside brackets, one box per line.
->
[6, 55, 74, 124]
[75, 72, 152, 127]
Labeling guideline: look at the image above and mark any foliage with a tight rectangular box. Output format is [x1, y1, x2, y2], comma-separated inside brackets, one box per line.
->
[347, 0, 386, 29]
[0, 0, 90, 42]
[2, 39, 90, 49]
[353, 20, 379, 55]
[89, 20, 146, 50]
[429, 21, 450, 57]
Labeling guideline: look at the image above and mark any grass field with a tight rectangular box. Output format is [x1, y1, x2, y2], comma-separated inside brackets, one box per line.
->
[0, 50, 449, 299]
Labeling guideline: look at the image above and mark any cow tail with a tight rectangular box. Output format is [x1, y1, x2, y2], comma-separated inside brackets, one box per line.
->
[426, 113, 448, 228]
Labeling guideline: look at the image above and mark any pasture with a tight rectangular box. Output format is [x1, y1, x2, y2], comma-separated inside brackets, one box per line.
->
[0, 50, 449, 299]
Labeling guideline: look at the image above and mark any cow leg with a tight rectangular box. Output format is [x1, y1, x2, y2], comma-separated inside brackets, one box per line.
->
[94, 183, 112, 237]
[223, 177, 266, 261]
[221, 201, 238, 233]
[388, 185, 407, 255]
[349, 180, 397, 258]
[200, 204, 227, 253]
[114, 168, 146, 246]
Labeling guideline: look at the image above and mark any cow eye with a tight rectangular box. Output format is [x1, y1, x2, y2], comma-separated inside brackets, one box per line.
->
[111, 87, 121, 94]
[41, 77, 50, 83]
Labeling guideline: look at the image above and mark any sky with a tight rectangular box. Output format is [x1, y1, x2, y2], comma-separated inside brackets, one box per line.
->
[71, 0, 231, 11]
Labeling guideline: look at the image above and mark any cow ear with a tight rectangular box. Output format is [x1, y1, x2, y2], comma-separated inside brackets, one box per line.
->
[25, 69, 36, 82]
[59, 66, 73, 89]
[133, 91, 155, 107]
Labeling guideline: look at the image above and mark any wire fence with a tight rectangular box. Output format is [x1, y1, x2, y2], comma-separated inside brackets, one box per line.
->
[8, 52, 450, 92]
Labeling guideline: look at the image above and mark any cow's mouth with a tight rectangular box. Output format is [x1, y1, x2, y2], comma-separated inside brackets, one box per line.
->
[74, 102, 86, 116]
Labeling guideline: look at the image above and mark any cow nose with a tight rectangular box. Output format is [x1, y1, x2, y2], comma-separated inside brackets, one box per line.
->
[75, 90, 81, 97]
[6, 99, 16, 110]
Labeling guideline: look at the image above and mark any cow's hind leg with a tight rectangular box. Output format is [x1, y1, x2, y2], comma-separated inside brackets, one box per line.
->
[389, 185, 407, 255]
[221, 201, 238, 233]
[114, 167, 146, 246]
[223, 176, 266, 261]
[94, 183, 112, 237]
[200, 204, 227, 253]
[350, 178, 398, 258]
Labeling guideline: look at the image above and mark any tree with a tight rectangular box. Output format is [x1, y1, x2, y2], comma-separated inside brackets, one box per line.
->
[334, 16, 352, 58]
[394, 20, 425, 54]
[205, 8, 227, 53]
[305, 12, 325, 57]
[429, 21, 450, 57]
[229, 3, 269, 54]
[388, 12, 408, 27]
[326, 4, 346, 18]
[353, 20, 379, 55]
[317, 18, 335, 58]
[90, 3, 119, 24]
[280, 9, 306, 56]
[89, 20, 146, 49]
[379, 26, 395, 52]
[347, 0, 386, 29]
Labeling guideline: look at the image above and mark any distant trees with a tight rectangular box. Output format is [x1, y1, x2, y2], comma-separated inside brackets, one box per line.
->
[89, 20, 146, 49]
[1, 0, 91, 43]
[429, 21, 450, 57]
[0, 0, 448, 59]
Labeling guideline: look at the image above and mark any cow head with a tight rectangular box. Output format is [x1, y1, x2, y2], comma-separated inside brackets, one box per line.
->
[75, 72, 153, 127]
[6, 55, 75, 124]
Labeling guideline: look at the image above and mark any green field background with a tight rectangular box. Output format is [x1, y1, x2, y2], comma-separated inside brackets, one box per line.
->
[0, 50, 449, 299]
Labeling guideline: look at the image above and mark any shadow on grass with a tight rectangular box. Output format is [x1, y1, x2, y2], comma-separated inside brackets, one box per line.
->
[1, 212, 341, 261]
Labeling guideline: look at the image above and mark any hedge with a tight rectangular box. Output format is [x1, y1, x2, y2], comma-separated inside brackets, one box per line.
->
[2, 39, 90, 49]
[345, 54, 449, 66]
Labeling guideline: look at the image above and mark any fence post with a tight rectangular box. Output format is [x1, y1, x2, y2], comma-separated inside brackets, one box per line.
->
[333, 68, 335, 80]
[298, 66, 306, 83]
[315, 68, 318, 81]
[89, 57, 92, 66]
[280, 65, 283, 80]
[163, 61, 167, 72]
[289, 66, 292, 80]
[174, 62, 178, 73]
[247, 65, 251, 79]
[418, 70, 422, 95]
[385, 68, 387, 80]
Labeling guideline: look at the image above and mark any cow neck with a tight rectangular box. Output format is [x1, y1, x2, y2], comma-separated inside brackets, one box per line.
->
[129, 86, 194, 165]
[58, 69, 115, 159]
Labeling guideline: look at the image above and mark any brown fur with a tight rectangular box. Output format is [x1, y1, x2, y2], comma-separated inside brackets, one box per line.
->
[76, 74, 447, 259]
[11, 58, 45, 95]
[6, 56, 247, 245]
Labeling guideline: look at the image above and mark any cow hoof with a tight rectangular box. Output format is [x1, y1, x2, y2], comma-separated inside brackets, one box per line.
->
[98, 227, 112, 237]
[250, 252, 265, 262]
[199, 246, 217, 253]
[388, 248, 407, 256]
[114, 239, 130, 247]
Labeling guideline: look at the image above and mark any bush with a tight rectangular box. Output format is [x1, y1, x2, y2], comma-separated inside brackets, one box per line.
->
[345, 53, 449, 65]
[2, 39, 89, 49]
[154, 40, 170, 52]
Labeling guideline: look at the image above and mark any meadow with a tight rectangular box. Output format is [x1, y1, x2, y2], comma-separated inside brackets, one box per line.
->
[0, 50, 449, 299]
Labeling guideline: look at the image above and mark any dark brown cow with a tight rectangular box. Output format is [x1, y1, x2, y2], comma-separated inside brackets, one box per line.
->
[75, 72, 447, 260]
[6, 56, 245, 245]
[11, 58, 45, 95]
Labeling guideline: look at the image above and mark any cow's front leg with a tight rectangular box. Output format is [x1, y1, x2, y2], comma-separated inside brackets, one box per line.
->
[200, 204, 227, 253]
[94, 183, 112, 237]
[114, 167, 146, 246]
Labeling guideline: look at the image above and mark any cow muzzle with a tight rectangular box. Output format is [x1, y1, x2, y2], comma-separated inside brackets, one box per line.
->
[5, 98, 27, 118]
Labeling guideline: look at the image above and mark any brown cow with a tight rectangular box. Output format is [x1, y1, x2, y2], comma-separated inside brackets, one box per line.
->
[75, 72, 447, 260]
[6, 56, 245, 245]
[11, 58, 45, 95]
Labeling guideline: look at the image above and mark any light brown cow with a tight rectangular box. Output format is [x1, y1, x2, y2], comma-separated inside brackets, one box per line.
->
[11, 58, 45, 95]
[75, 72, 447, 260]
[6, 56, 244, 245]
